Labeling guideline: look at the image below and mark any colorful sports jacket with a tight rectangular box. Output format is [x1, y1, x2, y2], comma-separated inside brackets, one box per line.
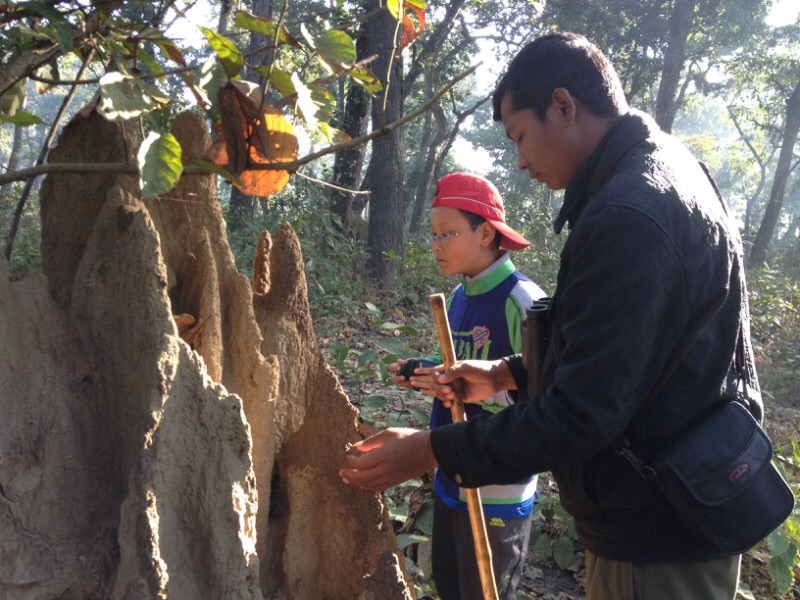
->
[430, 253, 545, 519]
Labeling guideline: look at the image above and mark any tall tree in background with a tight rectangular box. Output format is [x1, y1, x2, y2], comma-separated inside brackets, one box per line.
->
[726, 24, 800, 265]
[541, 0, 770, 131]
[362, 0, 406, 286]
[750, 76, 800, 265]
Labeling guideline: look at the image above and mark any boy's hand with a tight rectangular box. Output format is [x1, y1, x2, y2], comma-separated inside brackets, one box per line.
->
[389, 358, 440, 394]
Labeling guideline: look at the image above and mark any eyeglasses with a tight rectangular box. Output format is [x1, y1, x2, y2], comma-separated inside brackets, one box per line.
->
[427, 224, 479, 245]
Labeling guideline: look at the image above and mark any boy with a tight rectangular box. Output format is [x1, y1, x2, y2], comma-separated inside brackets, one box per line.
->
[389, 172, 545, 600]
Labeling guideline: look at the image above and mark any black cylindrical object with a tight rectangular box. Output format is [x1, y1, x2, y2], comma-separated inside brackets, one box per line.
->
[522, 297, 551, 399]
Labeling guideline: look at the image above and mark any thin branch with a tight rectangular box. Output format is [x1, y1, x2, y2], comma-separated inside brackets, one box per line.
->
[0, 65, 476, 186]
[294, 170, 371, 194]
[4, 49, 97, 260]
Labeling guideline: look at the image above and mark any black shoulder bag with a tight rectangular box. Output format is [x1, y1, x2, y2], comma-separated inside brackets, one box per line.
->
[618, 326, 795, 555]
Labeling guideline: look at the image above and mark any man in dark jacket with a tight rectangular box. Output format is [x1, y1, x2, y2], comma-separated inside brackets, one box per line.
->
[340, 32, 761, 600]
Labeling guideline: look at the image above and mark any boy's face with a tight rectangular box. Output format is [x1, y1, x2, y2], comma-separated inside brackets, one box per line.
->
[429, 206, 495, 278]
[500, 90, 581, 191]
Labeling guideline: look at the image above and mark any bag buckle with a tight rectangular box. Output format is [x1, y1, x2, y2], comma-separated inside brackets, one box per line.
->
[617, 440, 657, 481]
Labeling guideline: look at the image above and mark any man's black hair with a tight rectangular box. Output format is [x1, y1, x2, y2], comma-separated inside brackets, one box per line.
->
[492, 32, 628, 122]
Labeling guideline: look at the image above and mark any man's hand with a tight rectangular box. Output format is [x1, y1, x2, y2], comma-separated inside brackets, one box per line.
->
[339, 428, 436, 492]
[434, 358, 516, 409]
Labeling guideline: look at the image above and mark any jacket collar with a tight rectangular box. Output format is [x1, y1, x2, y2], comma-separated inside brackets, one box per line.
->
[554, 110, 656, 234]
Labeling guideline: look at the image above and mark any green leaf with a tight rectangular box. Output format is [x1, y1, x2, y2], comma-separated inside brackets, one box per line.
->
[532, 532, 552, 559]
[314, 29, 356, 70]
[360, 394, 389, 409]
[22, 1, 74, 52]
[291, 72, 318, 130]
[199, 26, 244, 78]
[407, 405, 429, 423]
[396, 533, 428, 549]
[138, 132, 183, 199]
[375, 338, 411, 355]
[767, 554, 794, 593]
[182, 156, 244, 188]
[0, 78, 27, 116]
[766, 529, 790, 555]
[553, 536, 574, 568]
[98, 72, 154, 120]
[347, 65, 383, 94]
[415, 498, 434, 535]
[395, 325, 419, 335]
[196, 58, 226, 121]
[0, 111, 43, 126]
[253, 66, 295, 98]
[234, 11, 300, 47]
[386, 0, 403, 20]
[357, 348, 380, 365]
[317, 122, 351, 144]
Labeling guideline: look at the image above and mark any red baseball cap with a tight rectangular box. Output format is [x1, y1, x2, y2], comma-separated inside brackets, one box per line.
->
[431, 172, 530, 251]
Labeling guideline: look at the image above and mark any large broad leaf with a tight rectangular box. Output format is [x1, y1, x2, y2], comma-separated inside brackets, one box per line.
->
[253, 66, 295, 98]
[208, 80, 298, 197]
[291, 72, 318, 130]
[314, 29, 356, 73]
[98, 72, 154, 120]
[233, 11, 301, 47]
[196, 58, 227, 121]
[553, 536, 575, 569]
[397, 3, 426, 56]
[0, 111, 44, 126]
[199, 26, 244, 78]
[1, 78, 27, 116]
[23, 1, 74, 52]
[386, 0, 403, 20]
[138, 131, 183, 199]
[347, 65, 383, 94]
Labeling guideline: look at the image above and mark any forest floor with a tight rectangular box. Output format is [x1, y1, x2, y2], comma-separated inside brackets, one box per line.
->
[314, 300, 800, 600]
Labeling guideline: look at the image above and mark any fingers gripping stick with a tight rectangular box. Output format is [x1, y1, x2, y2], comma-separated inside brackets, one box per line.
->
[428, 293, 498, 600]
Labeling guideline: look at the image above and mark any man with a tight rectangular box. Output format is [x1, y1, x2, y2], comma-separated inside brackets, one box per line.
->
[340, 32, 761, 600]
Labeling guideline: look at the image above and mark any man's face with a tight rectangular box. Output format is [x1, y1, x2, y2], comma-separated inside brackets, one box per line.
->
[500, 91, 579, 191]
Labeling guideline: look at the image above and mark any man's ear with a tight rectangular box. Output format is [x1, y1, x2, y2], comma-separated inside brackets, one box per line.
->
[551, 87, 577, 124]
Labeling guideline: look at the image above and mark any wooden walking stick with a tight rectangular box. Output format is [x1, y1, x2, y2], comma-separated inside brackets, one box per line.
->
[429, 292, 499, 600]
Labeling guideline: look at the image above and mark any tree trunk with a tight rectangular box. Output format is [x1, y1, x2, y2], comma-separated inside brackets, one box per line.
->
[363, 0, 405, 286]
[0, 94, 27, 198]
[331, 12, 371, 232]
[655, 0, 696, 133]
[750, 78, 800, 266]
[227, 0, 276, 225]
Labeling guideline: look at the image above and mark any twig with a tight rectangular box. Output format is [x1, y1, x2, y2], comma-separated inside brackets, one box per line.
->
[4, 49, 96, 260]
[0, 65, 476, 185]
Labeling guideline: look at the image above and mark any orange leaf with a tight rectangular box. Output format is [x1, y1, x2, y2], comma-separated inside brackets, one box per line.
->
[209, 81, 298, 196]
[397, 4, 426, 55]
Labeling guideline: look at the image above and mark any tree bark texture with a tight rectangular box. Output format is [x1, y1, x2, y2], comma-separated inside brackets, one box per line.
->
[364, 0, 405, 286]
[750, 78, 800, 266]
[655, 0, 696, 133]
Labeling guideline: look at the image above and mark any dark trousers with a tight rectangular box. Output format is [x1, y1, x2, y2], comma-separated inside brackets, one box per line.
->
[431, 493, 532, 600]
[584, 549, 741, 600]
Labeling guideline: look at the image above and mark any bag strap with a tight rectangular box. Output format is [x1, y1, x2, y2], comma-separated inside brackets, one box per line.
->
[616, 162, 743, 479]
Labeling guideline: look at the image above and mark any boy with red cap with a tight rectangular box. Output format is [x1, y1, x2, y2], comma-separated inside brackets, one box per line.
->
[388, 172, 545, 600]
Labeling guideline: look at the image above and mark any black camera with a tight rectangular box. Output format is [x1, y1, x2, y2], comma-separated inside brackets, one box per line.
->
[397, 358, 438, 388]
